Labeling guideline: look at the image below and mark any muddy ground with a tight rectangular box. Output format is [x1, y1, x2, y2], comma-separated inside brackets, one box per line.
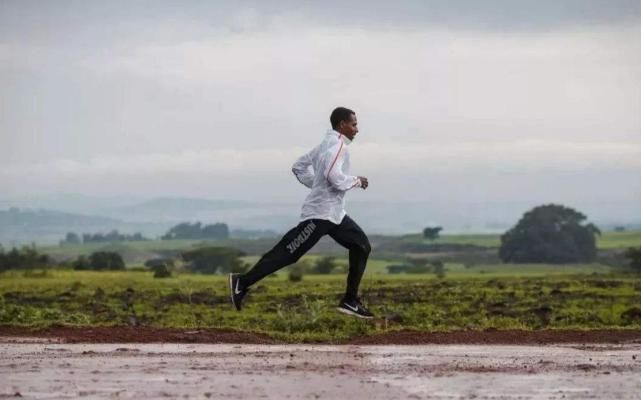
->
[1, 329, 641, 399]
[2, 327, 641, 344]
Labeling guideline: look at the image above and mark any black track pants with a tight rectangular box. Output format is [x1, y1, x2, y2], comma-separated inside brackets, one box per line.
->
[239, 215, 371, 301]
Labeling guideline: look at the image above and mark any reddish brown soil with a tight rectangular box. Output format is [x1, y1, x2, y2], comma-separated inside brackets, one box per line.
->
[345, 328, 641, 345]
[0, 326, 277, 344]
[2, 326, 641, 344]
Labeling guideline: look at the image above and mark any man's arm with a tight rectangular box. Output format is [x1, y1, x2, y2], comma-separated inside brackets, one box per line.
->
[323, 141, 362, 191]
[292, 147, 317, 188]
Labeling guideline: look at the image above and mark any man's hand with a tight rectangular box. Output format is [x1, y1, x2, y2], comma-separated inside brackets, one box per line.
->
[358, 176, 369, 189]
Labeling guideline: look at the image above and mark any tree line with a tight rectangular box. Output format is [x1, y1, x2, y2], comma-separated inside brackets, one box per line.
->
[61, 230, 148, 245]
[161, 222, 229, 240]
[60, 221, 230, 245]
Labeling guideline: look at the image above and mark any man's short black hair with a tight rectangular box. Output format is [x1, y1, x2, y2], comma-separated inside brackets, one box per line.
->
[330, 107, 355, 129]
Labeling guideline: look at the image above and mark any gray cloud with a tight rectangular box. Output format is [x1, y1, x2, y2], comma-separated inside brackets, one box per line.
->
[1, 1, 639, 222]
[2, 0, 641, 47]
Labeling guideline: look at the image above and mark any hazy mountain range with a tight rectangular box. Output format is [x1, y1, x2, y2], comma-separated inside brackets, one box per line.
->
[0, 193, 639, 247]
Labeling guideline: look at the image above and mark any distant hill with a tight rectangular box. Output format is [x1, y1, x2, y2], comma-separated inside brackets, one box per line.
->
[0, 193, 143, 215]
[0, 207, 118, 228]
[0, 207, 117, 246]
[0, 207, 169, 247]
[97, 197, 256, 222]
[1, 194, 640, 246]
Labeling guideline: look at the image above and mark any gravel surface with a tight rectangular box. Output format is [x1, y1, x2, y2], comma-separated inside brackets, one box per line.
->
[1, 339, 641, 399]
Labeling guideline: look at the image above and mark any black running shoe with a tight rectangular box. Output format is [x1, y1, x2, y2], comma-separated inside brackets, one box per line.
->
[229, 273, 249, 311]
[336, 297, 375, 319]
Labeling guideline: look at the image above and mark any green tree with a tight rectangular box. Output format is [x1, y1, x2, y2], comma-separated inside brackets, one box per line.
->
[162, 222, 202, 240]
[423, 226, 443, 241]
[131, 232, 145, 241]
[152, 264, 172, 278]
[288, 264, 304, 282]
[624, 246, 641, 274]
[144, 258, 175, 278]
[1, 248, 20, 272]
[64, 232, 81, 244]
[432, 260, 445, 278]
[144, 258, 175, 269]
[162, 222, 230, 240]
[499, 204, 600, 263]
[0, 246, 49, 272]
[181, 246, 245, 274]
[311, 256, 336, 274]
[87, 251, 126, 270]
[202, 223, 230, 239]
[72, 255, 91, 270]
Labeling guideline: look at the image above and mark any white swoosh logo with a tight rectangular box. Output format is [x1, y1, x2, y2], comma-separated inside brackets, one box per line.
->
[344, 303, 359, 312]
[234, 279, 242, 295]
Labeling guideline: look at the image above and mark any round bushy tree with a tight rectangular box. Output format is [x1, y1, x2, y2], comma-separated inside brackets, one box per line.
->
[499, 204, 600, 263]
[88, 251, 126, 270]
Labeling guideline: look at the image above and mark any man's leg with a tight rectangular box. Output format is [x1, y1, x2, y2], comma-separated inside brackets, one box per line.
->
[239, 219, 334, 288]
[328, 215, 371, 302]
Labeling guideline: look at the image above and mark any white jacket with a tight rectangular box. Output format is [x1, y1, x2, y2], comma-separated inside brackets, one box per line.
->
[292, 129, 362, 224]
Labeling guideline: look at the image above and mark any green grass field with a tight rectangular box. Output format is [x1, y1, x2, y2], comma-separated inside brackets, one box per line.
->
[7, 230, 638, 341]
[240, 256, 614, 277]
[240, 255, 399, 276]
[38, 231, 641, 263]
[595, 231, 641, 249]
[40, 239, 208, 261]
[2, 267, 639, 342]
[402, 233, 502, 247]
[401, 230, 641, 249]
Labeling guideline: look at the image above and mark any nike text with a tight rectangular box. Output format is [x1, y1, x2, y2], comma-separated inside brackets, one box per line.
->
[286, 221, 317, 254]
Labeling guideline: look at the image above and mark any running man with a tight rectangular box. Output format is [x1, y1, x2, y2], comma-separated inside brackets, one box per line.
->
[229, 107, 374, 319]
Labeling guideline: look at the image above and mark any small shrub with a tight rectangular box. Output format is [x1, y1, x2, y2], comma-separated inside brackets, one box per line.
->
[181, 246, 244, 274]
[72, 255, 91, 270]
[73, 252, 125, 271]
[288, 265, 304, 282]
[152, 263, 172, 278]
[311, 257, 336, 274]
[387, 263, 432, 274]
[432, 260, 445, 278]
[624, 246, 641, 274]
[621, 307, 641, 324]
[144, 258, 174, 269]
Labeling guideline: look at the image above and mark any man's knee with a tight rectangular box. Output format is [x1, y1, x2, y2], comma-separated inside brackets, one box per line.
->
[355, 239, 371, 256]
[363, 240, 371, 255]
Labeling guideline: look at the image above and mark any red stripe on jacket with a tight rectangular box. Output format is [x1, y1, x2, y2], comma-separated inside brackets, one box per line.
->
[326, 140, 344, 182]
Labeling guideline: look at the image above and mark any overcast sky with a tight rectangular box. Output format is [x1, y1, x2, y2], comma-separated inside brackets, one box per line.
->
[1, 1, 640, 216]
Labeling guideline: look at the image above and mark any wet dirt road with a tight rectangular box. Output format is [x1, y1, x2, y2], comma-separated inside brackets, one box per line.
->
[1, 339, 640, 399]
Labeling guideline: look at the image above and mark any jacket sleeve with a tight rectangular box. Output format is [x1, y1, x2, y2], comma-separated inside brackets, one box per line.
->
[292, 147, 317, 188]
[323, 141, 361, 191]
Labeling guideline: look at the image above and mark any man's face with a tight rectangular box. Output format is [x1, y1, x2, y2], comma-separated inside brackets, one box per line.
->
[338, 114, 359, 141]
